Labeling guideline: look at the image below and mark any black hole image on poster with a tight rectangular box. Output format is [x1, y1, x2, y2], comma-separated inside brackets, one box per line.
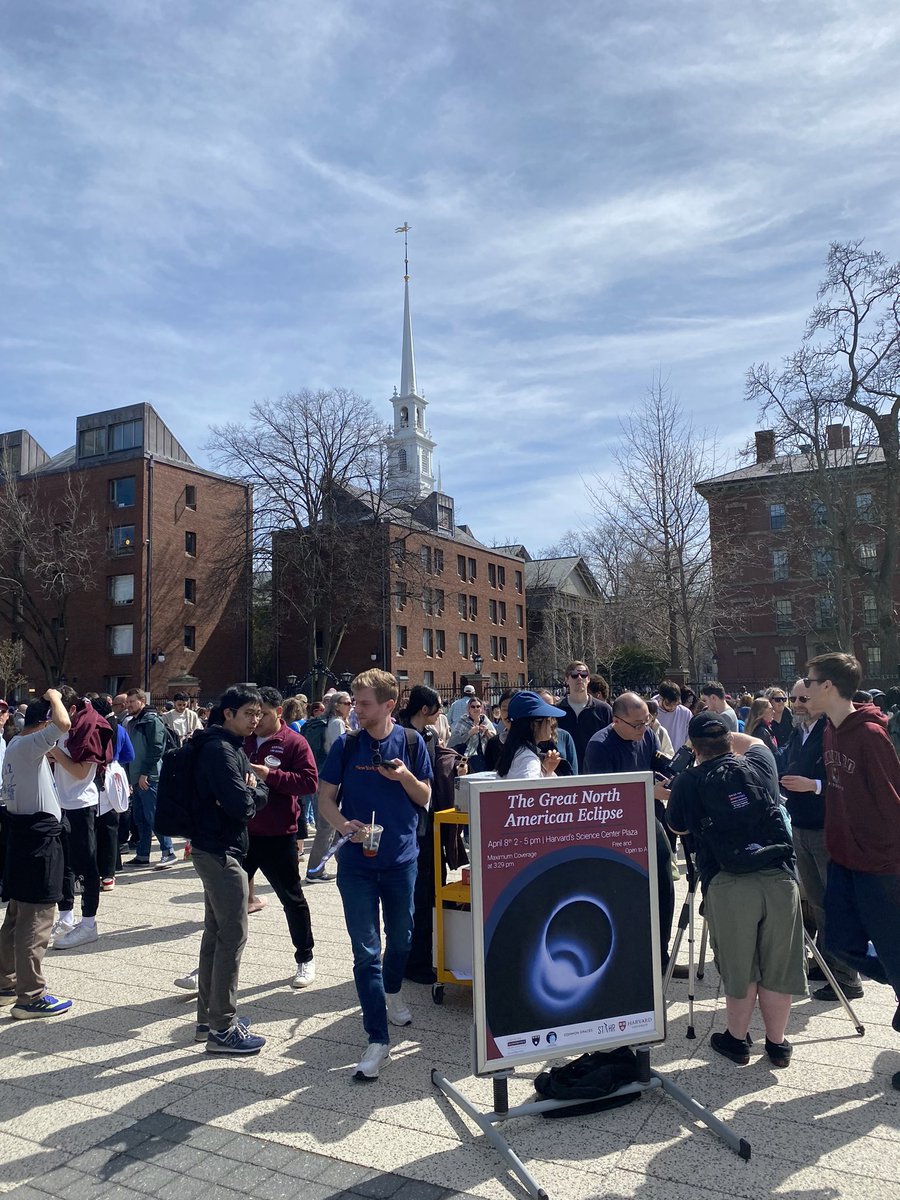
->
[484, 850, 654, 1036]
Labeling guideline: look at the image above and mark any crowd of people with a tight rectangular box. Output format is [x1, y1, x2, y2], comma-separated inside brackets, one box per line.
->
[0, 655, 897, 1092]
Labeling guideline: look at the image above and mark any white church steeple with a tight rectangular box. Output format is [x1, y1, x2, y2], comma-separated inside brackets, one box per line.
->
[388, 224, 435, 500]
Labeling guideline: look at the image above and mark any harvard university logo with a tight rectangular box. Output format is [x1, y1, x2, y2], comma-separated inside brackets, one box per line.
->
[618, 1021, 627, 1032]
[531, 1035, 541, 1045]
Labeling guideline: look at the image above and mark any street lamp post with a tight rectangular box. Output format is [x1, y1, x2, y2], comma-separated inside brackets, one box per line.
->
[470, 650, 485, 700]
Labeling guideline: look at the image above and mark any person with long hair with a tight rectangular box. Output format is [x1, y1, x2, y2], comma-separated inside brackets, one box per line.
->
[449, 696, 496, 773]
[744, 697, 778, 755]
[496, 692, 564, 779]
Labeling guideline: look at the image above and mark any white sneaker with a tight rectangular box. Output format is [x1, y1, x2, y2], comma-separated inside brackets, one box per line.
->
[48, 918, 75, 947]
[386, 990, 412, 1026]
[174, 968, 199, 991]
[291, 960, 316, 989]
[52, 921, 99, 949]
[354, 1041, 391, 1081]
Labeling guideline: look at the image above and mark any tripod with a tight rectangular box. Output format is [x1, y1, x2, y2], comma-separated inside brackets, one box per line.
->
[665, 847, 865, 1037]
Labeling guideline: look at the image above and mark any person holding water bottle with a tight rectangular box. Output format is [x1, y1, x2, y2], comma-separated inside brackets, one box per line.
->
[315, 670, 432, 1082]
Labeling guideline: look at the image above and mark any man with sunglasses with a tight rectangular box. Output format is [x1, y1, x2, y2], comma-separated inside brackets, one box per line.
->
[556, 661, 612, 771]
[316, 669, 432, 1082]
[804, 654, 900, 1072]
[780, 680, 862, 1000]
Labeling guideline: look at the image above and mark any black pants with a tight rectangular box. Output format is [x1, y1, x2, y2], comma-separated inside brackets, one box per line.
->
[244, 834, 314, 963]
[60, 807, 101, 919]
[655, 818, 675, 970]
[407, 836, 436, 975]
[96, 808, 121, 881]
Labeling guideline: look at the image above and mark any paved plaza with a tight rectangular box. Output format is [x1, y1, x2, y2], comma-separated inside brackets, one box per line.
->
[0, 849, 897, 1200]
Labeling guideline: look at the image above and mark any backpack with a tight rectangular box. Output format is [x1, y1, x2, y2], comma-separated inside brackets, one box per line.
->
[694, 754, 793, 874]
[302, 716, 329, 767]
[155, 737, 202, 839]
[161, 720, 181, 755]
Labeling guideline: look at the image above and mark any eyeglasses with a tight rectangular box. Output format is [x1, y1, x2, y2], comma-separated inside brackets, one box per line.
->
[616, 715, 652, 730]
[802, 677, 825, 689]
[568, 671, 590, 679]
[792, 695, 810, 704]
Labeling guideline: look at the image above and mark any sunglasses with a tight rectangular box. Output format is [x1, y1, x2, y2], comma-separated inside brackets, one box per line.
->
[568, 671, 590, 679]
[802, 677, 824, 689]
[792, 695, 810, 704]
[771, 696, 787, 703]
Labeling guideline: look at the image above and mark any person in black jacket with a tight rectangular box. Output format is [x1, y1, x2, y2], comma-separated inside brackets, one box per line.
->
[779, 680, 863, 1000]
[0, 689, 74, 1018]
[190, 685, 268, 1055]
[555, 660, 612, 771]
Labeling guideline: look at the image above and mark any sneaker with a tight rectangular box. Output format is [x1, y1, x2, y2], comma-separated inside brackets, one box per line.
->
[100, 877, 116, 891]
[304, 870, 335, 884]
[710, 1029, 751, 1066]
[291, 960, 316, 989]
[10, 994, 72, 1019]
[196, 1017, 251, 1043]
[813, 983, 864, 1002]
[174, 968, 199, 991]
[123, 856, 151, 869]
[354, 1042, 391, 1081]
[0, 989, 16, 1007]
[206, 1023, 265, 1055]
[764, 1037, 793, 1068]
[386, 990, 412, 1027]
[155, 853, 178, 871]
[52, 922, 99, 949]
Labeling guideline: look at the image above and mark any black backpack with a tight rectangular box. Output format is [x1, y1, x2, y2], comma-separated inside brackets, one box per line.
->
[694, 754, 793, 874]
[161, 721, 181, 755]
[155, 737, 201, 839]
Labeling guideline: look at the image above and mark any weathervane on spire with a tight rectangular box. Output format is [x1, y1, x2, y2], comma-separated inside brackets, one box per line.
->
[395, 222, 411, 281]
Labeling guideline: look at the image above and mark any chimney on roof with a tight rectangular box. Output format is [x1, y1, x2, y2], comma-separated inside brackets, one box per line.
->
[826, 424, 851, 451]
[755, 430, 776, 463]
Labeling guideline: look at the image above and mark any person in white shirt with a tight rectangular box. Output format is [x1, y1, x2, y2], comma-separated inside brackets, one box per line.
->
[0, 689, 74, 1018]
[323, 692, 352, 752]
[495, 691, 564, 780]
[162, 692, 203, 743]
[447, 685, 477, 725]
[653, 681, 693, 750]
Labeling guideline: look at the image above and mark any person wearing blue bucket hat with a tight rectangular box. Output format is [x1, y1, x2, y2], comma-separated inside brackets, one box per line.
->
[496, 691, 565, 780]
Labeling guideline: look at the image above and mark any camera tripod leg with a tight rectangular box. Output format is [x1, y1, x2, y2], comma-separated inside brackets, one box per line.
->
[687, 888, 696, 1039]
[805, 930, 865, 1035]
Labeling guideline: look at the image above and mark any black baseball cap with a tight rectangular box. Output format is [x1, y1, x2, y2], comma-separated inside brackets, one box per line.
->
[688, 712, 729, 739]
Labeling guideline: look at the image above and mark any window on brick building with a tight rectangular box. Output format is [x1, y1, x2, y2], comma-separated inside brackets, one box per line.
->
[517, 639, 525, 661]
[777, 649, 795, 678]
[79, 427, 106, 457]
[489, 599, 497, 623]
[395, 582, 407, 611]
[184, 485, 197, 510]
[769, 503, 786, 531]
[467, 557, 477, 581]
[436, 629, 445, 657]
[866, 646, 882, 675]
[433, 588, 444, 615]
[110, 418, 143, 452]
[434, 549, 444, 574]
[468, 595, 477, 619]
[396, 626, 408, 656]
[488, 563, 497, 588]
[423, 670, 435, 687]
[515, 570, 523, 594]
[855, 492, 874, 522]
[775, 599, 792, 632]
[184, 578, 196, 604]
[858, 542, 876, 568]
[863, 593, 878, 627]
[423, 628, 434, 657]
[108, 476, 135, 507]
[423, 587, 434, 615]
[458, 593, 467, 620]
[498, 601, 507, 624]
[469, 633, 479, 655]
[420, 545, 432, 573]
[811, 500, 828, 527]
[499, 636, 507, 659]
[498, 565, 506, 588]
[107, 624, 133, 655]
[816, 595, 835, 629]
[184, 625, 196, 651]
[185, 531, 197, 556]
[108, 574, 134, 605]
[814, 548, 833, 578]
[516, 604, 524, 627]
[490, 635, 498, 659]
[458, 632, 468, 657]
[772, 550, 788, 581]
[457, 555, 466, 581]
[109, 525, 135, 555]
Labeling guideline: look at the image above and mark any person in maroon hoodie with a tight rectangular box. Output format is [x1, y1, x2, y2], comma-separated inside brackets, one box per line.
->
[805, 652, 900, 1090]
[243, 687, 319, 990]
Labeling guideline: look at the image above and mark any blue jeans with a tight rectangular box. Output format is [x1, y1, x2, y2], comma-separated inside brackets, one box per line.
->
[337, 860, 417, 1045]
[825, 862, 900, 995]
[131, 781, 173, 859]
[302, 793, 318, 828]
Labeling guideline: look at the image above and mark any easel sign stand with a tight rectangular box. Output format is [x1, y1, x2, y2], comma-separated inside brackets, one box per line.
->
[431, 771, 750, 1200]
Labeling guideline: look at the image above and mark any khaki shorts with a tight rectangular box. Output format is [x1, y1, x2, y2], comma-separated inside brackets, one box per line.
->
[706, 868, 807, 998]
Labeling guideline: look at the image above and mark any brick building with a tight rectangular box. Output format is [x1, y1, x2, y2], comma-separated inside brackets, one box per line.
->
[272, 268, 528, 696]
[696, 425, 896, 691]
[0, 404, 250, 699]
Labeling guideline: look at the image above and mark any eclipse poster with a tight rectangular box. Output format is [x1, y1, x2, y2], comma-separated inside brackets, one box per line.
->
[469, 772, 665, 1075]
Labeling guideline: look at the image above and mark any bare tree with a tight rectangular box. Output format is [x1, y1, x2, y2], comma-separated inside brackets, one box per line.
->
[0, 636, 26, 698]
[208, 389, 420, 683]
[746, 241, 900, 671]
[0, 458, 101, 683]
[582, 376, 719, 682]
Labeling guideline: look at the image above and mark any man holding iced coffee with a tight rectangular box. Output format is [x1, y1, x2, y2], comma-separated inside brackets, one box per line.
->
[316, 669, 432, 1081]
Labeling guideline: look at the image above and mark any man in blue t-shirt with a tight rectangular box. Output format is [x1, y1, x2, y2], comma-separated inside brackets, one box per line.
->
[317, 669, 432, 1082]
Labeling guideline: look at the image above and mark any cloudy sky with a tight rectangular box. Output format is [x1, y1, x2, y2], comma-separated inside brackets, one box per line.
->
[3, 1, 900, 548]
